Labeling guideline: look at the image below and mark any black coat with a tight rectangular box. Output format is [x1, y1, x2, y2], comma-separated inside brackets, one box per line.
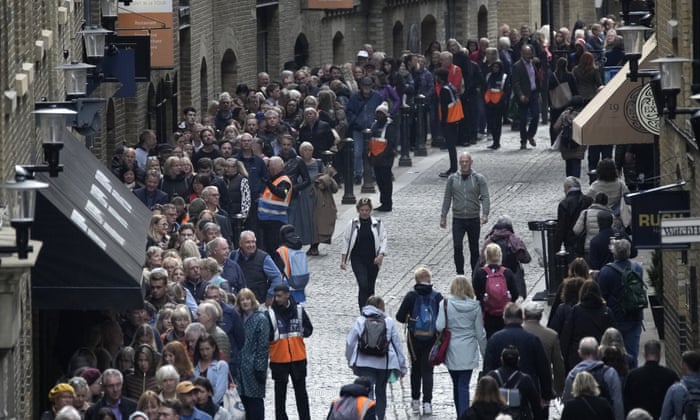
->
[85, 396, 137, 420]
[560, 300, 614, 371]
[555, 189, 593, 255]
[298, 119, 335, 158]
[623, 360, 679, 418]
[460, 402, 508, 420]
[561, 395, 614, 420]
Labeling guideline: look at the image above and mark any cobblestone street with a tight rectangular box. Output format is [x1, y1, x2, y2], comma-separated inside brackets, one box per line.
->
[264, 124, 657, 419]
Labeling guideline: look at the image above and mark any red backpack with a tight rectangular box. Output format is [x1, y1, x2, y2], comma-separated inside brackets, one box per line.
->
[482, 266, 510, 316]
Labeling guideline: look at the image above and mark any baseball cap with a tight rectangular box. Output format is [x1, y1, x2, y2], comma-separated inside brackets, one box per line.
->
[176, 381, 195, 394]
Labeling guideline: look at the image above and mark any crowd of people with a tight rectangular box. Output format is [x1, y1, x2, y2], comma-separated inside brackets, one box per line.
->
[38, 13, 692, 420]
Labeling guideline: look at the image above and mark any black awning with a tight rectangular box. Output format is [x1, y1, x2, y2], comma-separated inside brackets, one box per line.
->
[31, 134, 151, 310]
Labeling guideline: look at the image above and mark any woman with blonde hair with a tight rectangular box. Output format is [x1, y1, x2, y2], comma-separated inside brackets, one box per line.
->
[459, 376, 507, 420]
[437, 275, 487, 418]
[235, 288, 270, 418]
[163, 304, 191, 345]
[472, 243, 519, 338]
[222, 157, 251, 219]
[560, 371, 614, 420]
[147, 215, 170, 249]
[136, 390, 160, 420]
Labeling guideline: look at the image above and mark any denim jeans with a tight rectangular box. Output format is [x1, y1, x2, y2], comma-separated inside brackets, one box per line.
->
[452, 217, 481, 275]
[449, 369, 473, 417]
[565, 159, 582, 178]
[352, 129, 365, 178]
[354, 367, 389, 420]
[616, 320, 643, 367]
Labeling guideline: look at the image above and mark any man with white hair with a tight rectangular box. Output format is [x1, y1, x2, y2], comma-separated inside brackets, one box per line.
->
[85, 369, 137, 419]
[563, 337, 623, 420]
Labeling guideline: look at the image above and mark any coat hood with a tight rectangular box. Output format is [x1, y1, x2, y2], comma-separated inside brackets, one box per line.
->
[361, 305, 384, 318]
[449, 296, 482, 314]
[339, 383, 370, 398]
[414, 283, 435, 296]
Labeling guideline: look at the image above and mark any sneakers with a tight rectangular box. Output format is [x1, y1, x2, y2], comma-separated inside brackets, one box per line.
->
[528, 137, 537, 147]
[487, 144, 500, 150]
[423, 402, 432, 415]
[375, 205, 392, 212]
[438, 170, 454, 178]
[411, 400, 420, 413]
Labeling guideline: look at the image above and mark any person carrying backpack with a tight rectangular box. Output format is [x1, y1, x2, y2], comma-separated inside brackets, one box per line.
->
[275, 224, 310, 303]
[346, 295, 407, 420]
[396, 267, 443, 415]
[473, 243, 519, 338]
[660, 350, 700, 420]
[326, 377, 377, 420]
[487, 346, 540, 420]
[563, 337, 623, 420]
[597, 238, 646, 367]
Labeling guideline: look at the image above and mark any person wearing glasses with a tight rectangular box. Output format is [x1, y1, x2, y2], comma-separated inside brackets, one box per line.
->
[341, 197, 389, 311]
[85, 369, 137, 420]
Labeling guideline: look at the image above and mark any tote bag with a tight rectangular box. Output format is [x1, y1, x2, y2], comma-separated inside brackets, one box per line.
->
[549, 74, 572, 110]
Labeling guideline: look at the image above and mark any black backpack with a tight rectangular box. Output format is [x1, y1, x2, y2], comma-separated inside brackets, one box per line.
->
[586, 363, 612, 406]
[358, 314, 389, 356]
[682, 380, 700, 420]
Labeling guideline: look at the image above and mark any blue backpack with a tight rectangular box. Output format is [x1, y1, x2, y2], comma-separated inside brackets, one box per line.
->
[277, 247, 310, 290]
[410, 291, 439, 341]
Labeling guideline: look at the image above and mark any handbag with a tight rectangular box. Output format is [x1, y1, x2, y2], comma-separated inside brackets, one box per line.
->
[444, 86, 464, 123]
[223, 374, 246, 420]
[429, 298, 451, 366]
[617, 184, 632, 227]
[549, 74, 572, 110]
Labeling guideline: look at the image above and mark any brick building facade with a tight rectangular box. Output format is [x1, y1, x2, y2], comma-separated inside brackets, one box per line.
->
[654, 0, 700, 372]
[0, 0, 605, 416]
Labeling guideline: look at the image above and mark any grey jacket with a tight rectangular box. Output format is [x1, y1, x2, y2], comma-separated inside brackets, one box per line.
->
[441, 171, 490, 220]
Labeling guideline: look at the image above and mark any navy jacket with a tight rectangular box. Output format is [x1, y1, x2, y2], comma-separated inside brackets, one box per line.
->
[133, 187, 169, 209]
[484, 323, 554, 400]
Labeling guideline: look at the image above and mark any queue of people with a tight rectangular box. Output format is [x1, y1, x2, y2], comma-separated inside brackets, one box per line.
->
[38, 16, 676, 420]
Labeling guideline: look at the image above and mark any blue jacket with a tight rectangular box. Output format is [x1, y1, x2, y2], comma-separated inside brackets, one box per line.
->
[235, 152, 268, 200]
[346, 90, 384, 132]
[563, 359, 623, 420]
[133, 187, 169, 209]
[660, 373, 700, 420]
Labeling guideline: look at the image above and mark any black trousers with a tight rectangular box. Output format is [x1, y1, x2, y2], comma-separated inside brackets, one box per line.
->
[408, 336, 435, 402]
[442, 122, 459, 173]
[374, 164, 393, 209]
[452, 217, 481, 275]
[351, 255, 379, 310]
[270, 360, 310, 420]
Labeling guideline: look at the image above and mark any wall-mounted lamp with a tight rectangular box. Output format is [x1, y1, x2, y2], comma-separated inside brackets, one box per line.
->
[650, 56, 689, 120]
[101, 0, 118, 17]
[0, 166, 49, 260]
[617, 24, 653, 81]
[58, 62, 96, 97]
[79, 26, 113, 58]
[25, 105, 77, 177]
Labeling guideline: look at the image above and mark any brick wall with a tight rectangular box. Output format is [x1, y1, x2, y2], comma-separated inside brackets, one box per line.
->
[656, 0, 699, 373]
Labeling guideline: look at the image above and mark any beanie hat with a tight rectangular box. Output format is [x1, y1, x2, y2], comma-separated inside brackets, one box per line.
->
[188, 198, 207, 219]
[48, 383, 75, 402]
[375, 101, 390, 116]
[80, 368, 101, 386]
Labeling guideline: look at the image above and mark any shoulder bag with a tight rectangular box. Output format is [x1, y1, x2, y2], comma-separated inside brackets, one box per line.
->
[549, 74, 572, 110]
[428, 298, 451, 366]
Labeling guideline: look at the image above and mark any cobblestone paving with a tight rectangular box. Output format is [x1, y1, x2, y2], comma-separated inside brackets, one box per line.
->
[262, 125, 655, 419]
